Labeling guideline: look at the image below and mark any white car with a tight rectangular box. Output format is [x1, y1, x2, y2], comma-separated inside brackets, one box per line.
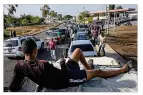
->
[68, 40, 97, 57]
[4, 36, 44, 58]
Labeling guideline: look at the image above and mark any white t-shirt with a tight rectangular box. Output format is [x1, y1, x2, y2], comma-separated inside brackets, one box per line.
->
[72, 33, 75, 38]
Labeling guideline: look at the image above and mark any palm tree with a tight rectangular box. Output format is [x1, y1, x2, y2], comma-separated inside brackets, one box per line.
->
[4, 4, 18, 15]
[109, 5, 115, 10]
[40, 5, 50, 21]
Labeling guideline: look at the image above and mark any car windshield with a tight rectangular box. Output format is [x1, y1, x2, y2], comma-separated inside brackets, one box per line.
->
[71, 44, 94, 52]
[79, 25, 84, 28]
[4, 40, 18, 47]
[74, 34, 87, 40]
[48, 32, 58, 37]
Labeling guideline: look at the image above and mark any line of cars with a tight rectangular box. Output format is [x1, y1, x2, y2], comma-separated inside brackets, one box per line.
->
[45, 27, 68, 44]
[63, 24, 98, 58]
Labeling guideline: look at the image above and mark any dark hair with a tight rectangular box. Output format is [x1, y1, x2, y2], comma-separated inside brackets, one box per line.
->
[22, 38, 37, 55]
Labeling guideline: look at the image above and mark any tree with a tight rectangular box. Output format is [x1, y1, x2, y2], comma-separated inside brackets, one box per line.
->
[108, 5, 115, 17]
[21, 18, 29, 25]
[63, 15, 73, 20]
[40, 5, 50, 19]
[4, 4, 18, 15]
[31, 16, 41, 24]
[5, 15, 17, 26]
[109, 4, 115, 10]
[4, 4, 18, 29]
[78, 15, 83, 21]
[49, 11, 57, 17]
[116, 6, 123, 9]
[79, 11, 90, 18]
[57, 14, 62, 20]
[77, 11, 90, 21]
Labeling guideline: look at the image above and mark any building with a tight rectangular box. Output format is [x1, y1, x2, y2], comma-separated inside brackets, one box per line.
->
[90, 8, 137, 20]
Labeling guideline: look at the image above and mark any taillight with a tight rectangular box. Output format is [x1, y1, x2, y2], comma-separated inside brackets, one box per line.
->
[18, 47, 22, 51]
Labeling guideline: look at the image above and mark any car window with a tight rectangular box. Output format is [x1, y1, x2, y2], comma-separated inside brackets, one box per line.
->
[79, 25, 84, 28]
[48, 32, 58, 37]
[4, 40, 18, 47]
[20, 39, 26, 44]
[71, 44, 94, 52]
[59, 29, 66, 35]
[77, 29, 85, 32]
[84, 25, 88, 28]
[32, 37, 40, 42]
[74, 35, 87, 40]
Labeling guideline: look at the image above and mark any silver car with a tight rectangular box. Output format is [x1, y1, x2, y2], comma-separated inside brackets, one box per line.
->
[4, 36, 44, 58]
[68, 40, 97, 57]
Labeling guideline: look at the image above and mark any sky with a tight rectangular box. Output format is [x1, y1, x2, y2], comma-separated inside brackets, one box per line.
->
[3, 4, 137, 17]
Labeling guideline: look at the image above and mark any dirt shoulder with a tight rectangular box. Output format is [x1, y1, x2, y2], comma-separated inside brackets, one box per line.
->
[105, 26, 137, 70]
[5, 23, 59, 38]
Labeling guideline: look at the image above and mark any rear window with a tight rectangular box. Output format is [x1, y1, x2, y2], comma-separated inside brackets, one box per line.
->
[4, 40, 18, 47]
[74, 35, 87, 40]
[77, 29, 85, 32]
[79, 25, 84, 28]
[59, 29, 66, 35]
[71, 44, 94, 52]
[21, 39, 26, 44]
[48, 32, 58, 37]
[84, 25, 88, 28]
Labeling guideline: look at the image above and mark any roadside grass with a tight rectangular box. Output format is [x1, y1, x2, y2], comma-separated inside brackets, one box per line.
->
[4, 23, 59, 40]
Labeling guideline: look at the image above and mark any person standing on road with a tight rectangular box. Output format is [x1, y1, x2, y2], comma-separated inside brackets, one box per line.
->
[98, 32, 106, 56]
[10, 30, 13, 38]
[13, 30, 16, 37]
[48, 38, 56, 60]
[8, 38, 133, 92]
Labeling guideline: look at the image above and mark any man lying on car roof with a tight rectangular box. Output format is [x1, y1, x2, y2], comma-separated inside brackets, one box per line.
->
[9, 38, 133, 92]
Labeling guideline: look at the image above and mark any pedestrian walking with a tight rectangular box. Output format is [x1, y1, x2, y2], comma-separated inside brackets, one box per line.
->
[48, 38, 56, 60]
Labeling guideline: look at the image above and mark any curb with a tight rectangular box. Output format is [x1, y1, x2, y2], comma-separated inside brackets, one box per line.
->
[105, 44, 126, 65]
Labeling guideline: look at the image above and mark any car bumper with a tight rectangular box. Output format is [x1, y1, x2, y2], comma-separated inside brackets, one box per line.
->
[4, 52, 24, 57]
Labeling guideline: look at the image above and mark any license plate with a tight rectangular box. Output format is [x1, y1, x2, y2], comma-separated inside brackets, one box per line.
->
[8, 49, 12, 52]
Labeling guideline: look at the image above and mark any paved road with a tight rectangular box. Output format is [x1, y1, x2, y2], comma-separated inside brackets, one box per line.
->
[4, 24, 66, 87]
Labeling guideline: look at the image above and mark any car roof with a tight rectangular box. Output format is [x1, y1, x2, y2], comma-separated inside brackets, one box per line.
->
[77, 32, 87, 34]
[5, 36, 28, 41]
[71, 40, 91, 45]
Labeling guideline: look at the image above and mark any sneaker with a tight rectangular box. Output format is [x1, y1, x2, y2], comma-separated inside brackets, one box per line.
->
[124, 60, 133, 73]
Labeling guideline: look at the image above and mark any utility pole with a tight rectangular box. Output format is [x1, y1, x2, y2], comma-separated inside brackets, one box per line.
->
[114, 5, 116, 32]
[106, 5, 109, 35]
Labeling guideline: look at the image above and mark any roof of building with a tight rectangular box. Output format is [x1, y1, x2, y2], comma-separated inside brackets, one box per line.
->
[90, 8, 136, 15]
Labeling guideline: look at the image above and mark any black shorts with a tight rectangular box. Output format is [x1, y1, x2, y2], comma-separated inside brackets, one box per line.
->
[65, 58, 87, 87]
